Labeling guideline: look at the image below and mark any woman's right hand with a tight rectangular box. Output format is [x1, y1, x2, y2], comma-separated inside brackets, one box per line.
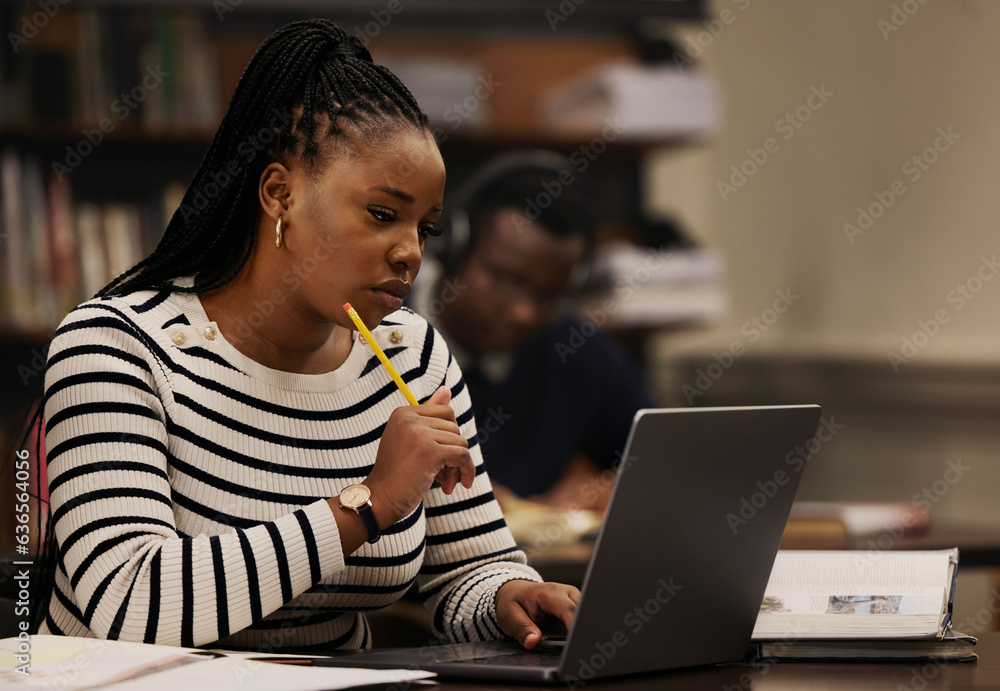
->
[364, 386, 476, 528]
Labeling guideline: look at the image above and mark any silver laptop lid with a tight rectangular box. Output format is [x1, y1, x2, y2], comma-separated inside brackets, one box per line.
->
[559, 405, 822, 683]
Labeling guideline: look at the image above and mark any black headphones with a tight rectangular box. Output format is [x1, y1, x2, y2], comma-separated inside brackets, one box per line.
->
[432, 149, 598, 293]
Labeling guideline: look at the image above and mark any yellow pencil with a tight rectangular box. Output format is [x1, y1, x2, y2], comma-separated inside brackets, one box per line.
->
[343, 302, 419, 407]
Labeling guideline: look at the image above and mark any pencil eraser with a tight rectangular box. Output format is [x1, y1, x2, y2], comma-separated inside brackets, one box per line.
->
[343, 303, 352, 312]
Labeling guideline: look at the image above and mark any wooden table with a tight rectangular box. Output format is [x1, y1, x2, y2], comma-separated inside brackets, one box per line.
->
[427, 632, 997, 690]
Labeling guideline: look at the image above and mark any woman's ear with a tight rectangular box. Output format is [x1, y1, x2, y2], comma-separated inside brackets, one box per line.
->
[259, 162, 291, 224]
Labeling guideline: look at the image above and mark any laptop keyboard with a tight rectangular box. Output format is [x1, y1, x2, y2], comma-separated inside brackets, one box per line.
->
[419, 641, 564, 667]
[459, 648, 563, 667]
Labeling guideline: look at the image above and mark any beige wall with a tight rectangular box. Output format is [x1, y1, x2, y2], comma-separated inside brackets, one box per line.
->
[644, 1, 1000, 622]
[649, 0, 1000, 362]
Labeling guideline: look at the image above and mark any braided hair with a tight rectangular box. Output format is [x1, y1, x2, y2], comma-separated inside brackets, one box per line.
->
[98, 18, 430, 297]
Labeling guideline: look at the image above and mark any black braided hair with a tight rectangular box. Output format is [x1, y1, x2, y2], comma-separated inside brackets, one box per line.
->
[98, 18, 431, 297]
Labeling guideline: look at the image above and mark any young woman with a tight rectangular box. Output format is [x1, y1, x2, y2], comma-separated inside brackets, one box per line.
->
[39, 18, 577, 652]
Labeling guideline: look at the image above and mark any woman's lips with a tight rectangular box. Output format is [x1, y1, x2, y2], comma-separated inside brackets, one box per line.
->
[373, 279, 410, 300]
[371, 287, 405, 311]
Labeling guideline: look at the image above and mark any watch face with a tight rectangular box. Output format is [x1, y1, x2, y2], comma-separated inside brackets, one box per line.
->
[341, 484, 370, 508]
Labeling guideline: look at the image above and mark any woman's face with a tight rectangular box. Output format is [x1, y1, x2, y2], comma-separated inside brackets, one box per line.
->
[280, 126, 446, 331]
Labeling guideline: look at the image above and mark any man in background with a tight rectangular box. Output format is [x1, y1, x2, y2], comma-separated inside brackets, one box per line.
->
[411, 151, 653, 512]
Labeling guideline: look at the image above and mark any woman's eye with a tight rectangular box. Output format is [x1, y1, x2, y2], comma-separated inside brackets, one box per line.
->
[368, 206, 395, 223]
[419, 224, 442, 239]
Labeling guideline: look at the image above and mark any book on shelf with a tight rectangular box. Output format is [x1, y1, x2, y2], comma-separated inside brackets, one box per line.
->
[779, 501, 931, 549]
[541, 62, 720, 141]
[376, 55, 493, 132]
[749, 549, 973, 661]
[0, 149, 175, 332]
[1, 6, 220, 132]
[789, 500, 931, 538]
[576, 240, 726, 329]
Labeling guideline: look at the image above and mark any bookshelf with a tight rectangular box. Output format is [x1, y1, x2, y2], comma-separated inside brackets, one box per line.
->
[0, 2, 717, 324]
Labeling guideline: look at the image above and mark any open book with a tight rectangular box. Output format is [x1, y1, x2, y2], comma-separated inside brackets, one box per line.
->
[752, 548, 959, 640]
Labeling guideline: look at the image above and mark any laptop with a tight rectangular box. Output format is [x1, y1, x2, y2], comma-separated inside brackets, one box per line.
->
[315, 405, 822, 683]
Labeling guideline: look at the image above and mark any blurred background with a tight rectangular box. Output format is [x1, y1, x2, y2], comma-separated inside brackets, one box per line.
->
[2, 0, 999, 631]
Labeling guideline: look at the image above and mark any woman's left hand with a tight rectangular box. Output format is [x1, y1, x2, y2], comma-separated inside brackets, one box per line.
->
[495, 580, 581, 649]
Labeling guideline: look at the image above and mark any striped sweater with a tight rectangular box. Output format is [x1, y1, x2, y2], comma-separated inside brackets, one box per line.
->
[40, 277, 540, 650]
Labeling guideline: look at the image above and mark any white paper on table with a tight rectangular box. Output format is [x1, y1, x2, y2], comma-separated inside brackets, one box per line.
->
[0, 634, 208, 688]
[1, 635, 435, 690]
[109, 656, 436, 691]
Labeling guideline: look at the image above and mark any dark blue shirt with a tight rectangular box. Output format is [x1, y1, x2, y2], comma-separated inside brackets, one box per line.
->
[463, 315, 654, 498]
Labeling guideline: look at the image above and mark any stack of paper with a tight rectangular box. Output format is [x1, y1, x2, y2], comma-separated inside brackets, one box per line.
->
[377, 55, 492, 132]
[542, 63, 720, 141]
[0, 635, 435, 690]
[577, 241, 726, 329]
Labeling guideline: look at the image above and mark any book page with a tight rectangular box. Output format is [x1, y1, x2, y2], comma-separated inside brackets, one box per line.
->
[761, 589, 946, 617]
[762, 549, 955, 593]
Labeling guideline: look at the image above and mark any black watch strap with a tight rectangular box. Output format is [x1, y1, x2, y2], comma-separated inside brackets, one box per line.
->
[357, 503, 381, 544]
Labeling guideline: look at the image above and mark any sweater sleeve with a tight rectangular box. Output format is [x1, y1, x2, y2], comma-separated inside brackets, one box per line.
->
[43, 302, 346, 646]
[415, 349, 542, 643]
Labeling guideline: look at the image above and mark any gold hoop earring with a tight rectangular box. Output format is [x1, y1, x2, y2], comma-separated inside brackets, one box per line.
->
[275, 215, 284, 248]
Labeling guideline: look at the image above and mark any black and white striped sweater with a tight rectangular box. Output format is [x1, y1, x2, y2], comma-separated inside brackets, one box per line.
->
[40, 277, 539, 650]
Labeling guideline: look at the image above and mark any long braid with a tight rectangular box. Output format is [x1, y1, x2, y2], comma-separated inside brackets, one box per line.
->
[98, 19, 429, 298]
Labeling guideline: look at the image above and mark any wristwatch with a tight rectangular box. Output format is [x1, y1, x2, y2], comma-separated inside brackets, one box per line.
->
[339, 483, 381, 544]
